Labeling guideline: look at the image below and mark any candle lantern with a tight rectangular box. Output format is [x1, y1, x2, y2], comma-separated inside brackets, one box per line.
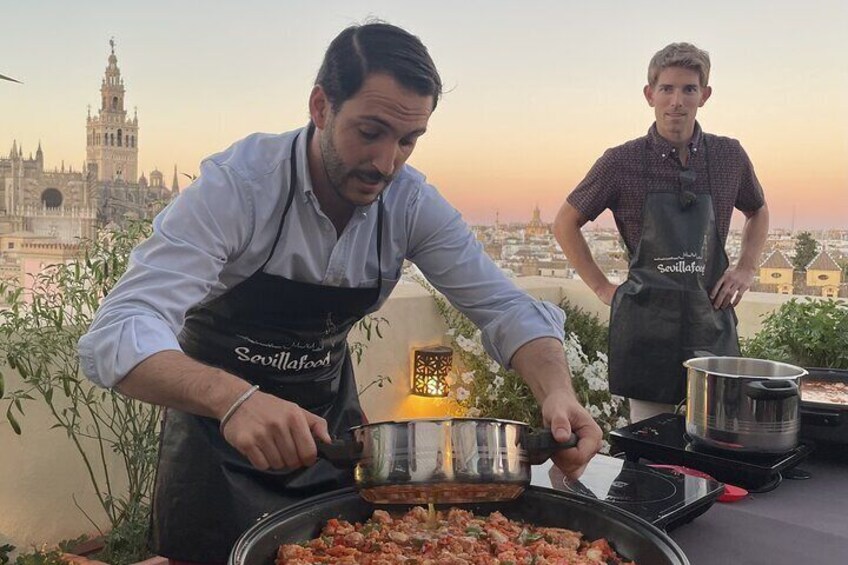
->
[410, 345, 453, 397]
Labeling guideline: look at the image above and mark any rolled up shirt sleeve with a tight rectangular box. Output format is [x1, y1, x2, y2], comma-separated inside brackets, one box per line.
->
[406, 183, 565, 369]
[78, 157, 256, 388]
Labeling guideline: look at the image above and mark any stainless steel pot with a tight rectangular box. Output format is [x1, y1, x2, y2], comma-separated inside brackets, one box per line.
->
[317, 417, 577, 504]
[684, 357, 807, 454]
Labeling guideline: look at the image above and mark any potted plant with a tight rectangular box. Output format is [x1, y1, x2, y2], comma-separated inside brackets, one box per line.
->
[0, 220, 160, 564]
[741, 297, 848, 370]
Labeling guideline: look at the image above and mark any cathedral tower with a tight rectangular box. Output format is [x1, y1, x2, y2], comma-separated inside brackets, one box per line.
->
[86, 39, 138, 184]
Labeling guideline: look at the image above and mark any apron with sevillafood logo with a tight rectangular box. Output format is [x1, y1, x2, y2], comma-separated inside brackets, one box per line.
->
[149, 132, 384, 563]
[608, 138, 740, 405]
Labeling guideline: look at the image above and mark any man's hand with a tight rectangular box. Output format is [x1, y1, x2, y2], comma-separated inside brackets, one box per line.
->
[711, 203, 768, 309]
[596, 281, 620, 306]
[541, 389, 603, 480]
[710, 265, 756, 309]
[114, 351, 332, 471]
[221, 390, 331, 471]
[510, 338, 603, 480]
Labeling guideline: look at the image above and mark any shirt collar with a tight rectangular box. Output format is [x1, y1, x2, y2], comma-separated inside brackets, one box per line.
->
[297, 122, 315, 199]
[648, 121, 703, 160]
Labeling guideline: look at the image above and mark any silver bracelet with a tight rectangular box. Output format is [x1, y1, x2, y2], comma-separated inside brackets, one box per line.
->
[219, 384, 260, 435]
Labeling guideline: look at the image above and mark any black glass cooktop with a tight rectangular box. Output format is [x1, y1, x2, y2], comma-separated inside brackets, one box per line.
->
[531, 454, 724, 531]
[609, 413, 813, 491]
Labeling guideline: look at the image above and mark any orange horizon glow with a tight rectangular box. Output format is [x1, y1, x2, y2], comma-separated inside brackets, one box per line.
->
[2, 2, 845, 230]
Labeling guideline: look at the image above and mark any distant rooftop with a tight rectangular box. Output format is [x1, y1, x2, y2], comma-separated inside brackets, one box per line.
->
[760, 250, 793, 269]
[807, 251, 841, 272]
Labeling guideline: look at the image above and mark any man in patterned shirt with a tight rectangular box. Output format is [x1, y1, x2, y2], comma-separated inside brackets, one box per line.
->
[553, 43, 769, 421]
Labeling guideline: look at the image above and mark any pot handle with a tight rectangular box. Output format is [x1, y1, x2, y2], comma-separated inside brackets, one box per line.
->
[801, 408, 842, 427]
[316, 437, 363, 469]
[522, 428, 579, 465]
[745, 380, 799, 400]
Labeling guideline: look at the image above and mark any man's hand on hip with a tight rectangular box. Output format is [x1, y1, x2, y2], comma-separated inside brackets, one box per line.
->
[710, 265, 755, 309]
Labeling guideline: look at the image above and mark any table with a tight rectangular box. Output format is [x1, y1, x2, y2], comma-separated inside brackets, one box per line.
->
[531, 450, 848, 564]
[670, 450, 847, 564]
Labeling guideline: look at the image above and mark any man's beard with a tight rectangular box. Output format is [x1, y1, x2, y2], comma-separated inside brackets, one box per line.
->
[318, 123, 393, 206]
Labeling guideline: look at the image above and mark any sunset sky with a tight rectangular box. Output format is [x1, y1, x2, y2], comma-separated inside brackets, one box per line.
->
[2, 0, 846, 229]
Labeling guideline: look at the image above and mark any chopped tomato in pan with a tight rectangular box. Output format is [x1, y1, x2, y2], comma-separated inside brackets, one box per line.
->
[277, 506, 635, 564]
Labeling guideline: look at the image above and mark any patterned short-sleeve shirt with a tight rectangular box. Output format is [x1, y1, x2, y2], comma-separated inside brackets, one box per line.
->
[567, 122, 765, 255]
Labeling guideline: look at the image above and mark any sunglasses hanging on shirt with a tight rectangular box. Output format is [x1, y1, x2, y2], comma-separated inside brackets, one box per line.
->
[678, 168, 698, 210]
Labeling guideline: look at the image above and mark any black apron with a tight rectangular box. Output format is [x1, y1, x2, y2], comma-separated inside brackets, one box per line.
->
[149, 133, 383, 562]
[608, 138, 740, 404]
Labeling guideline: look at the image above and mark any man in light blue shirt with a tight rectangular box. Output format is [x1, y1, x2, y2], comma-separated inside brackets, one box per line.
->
[78, 22, 602, 563]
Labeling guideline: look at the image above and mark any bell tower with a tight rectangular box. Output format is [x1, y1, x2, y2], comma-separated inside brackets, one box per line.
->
[86, 38, 138, 183]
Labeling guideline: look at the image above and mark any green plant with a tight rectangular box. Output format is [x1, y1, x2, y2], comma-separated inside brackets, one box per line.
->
[350, 316, 389, 365]
[838, 256, 848, 279]
[351, 316, 392, 398]
[792, 231, 819, 272]
[559, 298, 609, 362]
[741, 297, 848, 369]
[416, 277, 627, 451]
[0, 219, 160, 560]
[96, 502, 151, 565]
[11, 545, 63, 565]
[1, 544, 14, 565]
[56, 536, 90, 554]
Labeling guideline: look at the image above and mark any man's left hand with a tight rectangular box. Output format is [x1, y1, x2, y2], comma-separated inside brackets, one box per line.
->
[710, 265, 755, 309]
[542, 389, 603, 480]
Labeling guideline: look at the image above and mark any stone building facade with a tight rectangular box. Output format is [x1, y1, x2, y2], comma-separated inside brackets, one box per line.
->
[0, 40, 178, 246]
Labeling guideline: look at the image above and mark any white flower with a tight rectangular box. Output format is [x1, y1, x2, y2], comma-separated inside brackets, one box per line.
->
[455, 387, 470, 402]
[563, 333, 587, 373]
[602, 402, 612, 417]
[600, 440, 611, 454]
[446, 328, 456, 336]
[616, 417, 630, 428]
[487, 359, 501, 374]
[492, 375, 505, 389]
[461, 371, 475, 384]
[587, 375, 607, 391]
[588, 404, 602, 418]
[467, 407, 481, 417]
[445, 373, 456, 386]
[456, 335, 476, 353]
[454, 330, 487, 356]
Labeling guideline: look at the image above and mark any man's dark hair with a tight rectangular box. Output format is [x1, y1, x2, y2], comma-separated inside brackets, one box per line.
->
[316, 22, 442, 112]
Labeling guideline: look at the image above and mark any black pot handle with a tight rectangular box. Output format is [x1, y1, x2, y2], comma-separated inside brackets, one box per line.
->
[316, 437, 363, 469]
[745, 379, 799, 400]
[801, 408, 842, 427]
[522, 428, 579, 465]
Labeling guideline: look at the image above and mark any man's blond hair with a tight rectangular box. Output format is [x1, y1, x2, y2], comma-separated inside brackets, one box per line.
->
[647, 43, 711, 87]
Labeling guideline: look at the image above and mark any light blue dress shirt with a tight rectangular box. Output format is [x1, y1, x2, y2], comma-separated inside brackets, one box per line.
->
[78, 127, 565, 388]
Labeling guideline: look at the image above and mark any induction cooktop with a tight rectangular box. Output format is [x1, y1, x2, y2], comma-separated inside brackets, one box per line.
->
[609, 413, 813, 492]
[531, 453, 724, 531]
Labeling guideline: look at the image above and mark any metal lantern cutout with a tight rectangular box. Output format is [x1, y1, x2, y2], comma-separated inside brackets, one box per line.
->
[411, 345, 453, 397]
